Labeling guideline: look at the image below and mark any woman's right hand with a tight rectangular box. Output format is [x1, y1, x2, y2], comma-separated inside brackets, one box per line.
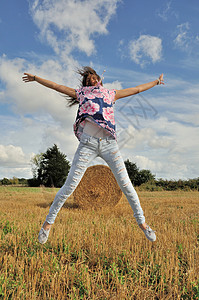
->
[22, 73, 35, 83]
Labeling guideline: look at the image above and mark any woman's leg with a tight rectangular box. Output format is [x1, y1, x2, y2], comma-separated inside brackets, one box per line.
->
[100, 139, 156, 241]
[45, 140, 98, 225]
[39, 134, 99, 244]
[102, 143, 145, 225]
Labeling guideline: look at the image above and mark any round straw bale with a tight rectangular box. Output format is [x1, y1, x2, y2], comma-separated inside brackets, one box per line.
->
[73, 165, 122, 209]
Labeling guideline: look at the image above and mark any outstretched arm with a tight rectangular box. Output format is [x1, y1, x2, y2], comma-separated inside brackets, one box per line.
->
[115, 73, 164, 101]
[22, 73, 77, 98]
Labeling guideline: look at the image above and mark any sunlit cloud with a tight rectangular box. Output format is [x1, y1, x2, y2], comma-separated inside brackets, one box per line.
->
[129, 35, 162, 67]
[30, 0, 120, 58]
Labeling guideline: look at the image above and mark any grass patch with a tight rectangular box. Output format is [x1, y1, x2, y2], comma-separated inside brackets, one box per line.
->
[0, 187, 198, 299]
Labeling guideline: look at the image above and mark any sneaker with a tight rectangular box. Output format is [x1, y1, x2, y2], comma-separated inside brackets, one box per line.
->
[141, 225, 156, 242]
[38, 226, 50, 244]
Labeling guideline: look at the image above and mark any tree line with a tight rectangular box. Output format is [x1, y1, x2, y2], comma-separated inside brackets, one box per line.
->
[1, 144, 199, 191]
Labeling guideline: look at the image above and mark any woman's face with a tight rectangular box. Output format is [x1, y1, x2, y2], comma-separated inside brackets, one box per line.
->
[86, 74, 99, 86]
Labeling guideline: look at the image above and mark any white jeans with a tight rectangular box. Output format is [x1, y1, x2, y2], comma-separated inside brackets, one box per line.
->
[46, 133, 145, 225]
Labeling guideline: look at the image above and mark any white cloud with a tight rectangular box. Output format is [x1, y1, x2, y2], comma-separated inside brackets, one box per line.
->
[133, 155, 163, 172]
[129, 35, 162, 67]
[0, 168, 33, 180]
[116, 100, 199, 180]
[173, 22, 199, 55]
[30, 0, 120, 57]
[157, 0, 178, 22]
[132, 154, 191, 180]
[174, 22, 191, 50]
[157, 1, 172, 21]
[119, 125, 172, 151]
[104, 80, 123, 90]
[0, 112, 78, 178]
[0, 55, 78, 124]
[0, 145, 33, 168]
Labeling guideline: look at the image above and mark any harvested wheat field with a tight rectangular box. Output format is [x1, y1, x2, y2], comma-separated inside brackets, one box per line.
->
[0, 186, 198, 299]
[74, 165, 122, 209]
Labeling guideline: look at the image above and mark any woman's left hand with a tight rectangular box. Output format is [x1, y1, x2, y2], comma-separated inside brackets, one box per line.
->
[159, 73, 164, 85]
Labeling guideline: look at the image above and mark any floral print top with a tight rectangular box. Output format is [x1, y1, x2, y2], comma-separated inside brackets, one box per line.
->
[74, 83, 116, 140]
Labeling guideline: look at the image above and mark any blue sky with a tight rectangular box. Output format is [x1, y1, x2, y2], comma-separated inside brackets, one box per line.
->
[0, 0, 199, 180]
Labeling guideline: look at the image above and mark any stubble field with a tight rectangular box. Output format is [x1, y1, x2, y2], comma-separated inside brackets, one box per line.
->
[0, 186, 198, 299]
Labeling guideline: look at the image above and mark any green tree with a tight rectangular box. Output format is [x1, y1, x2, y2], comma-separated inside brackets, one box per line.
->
[124, 159, 140, 186]
[1, 178, 11, 185]
[32, 144, 70, 187]
[124, 159, 155, 186]
[137, 169, 155, 186]
[18, 178, 28, 186]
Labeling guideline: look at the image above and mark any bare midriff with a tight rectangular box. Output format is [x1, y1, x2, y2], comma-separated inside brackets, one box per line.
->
[83, 118, 111, 138]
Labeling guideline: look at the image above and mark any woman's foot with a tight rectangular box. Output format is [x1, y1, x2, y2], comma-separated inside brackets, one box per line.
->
[38, 221, 52, 244]
[139, 223, 156, 242]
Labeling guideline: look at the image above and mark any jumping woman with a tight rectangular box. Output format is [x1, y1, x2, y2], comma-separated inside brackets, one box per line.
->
[22, 67, 164, 243]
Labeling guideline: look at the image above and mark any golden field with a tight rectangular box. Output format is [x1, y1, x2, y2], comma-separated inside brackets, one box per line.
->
[0, 186, 198, 299]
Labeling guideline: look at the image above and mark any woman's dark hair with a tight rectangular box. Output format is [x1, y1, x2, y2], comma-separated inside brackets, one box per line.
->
[78, 66, 101, 87]
[66, 66, 101, 107]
